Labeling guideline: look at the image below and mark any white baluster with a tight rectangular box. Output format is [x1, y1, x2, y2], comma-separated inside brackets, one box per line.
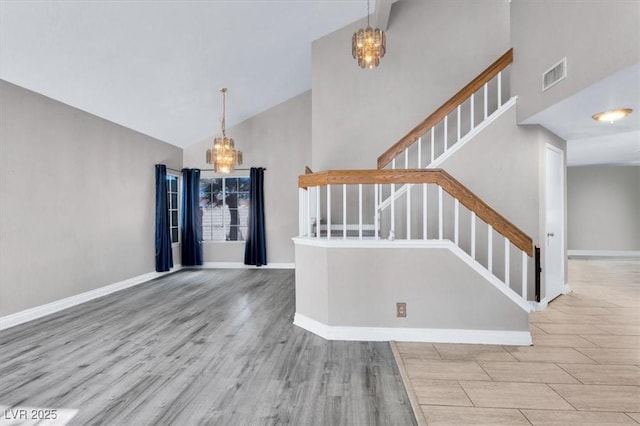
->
[504, 237, 510, 286]
[454, 198, 459, 245]
[423, 183, 428, 240]
[457, 105, 461, 142]
[374, 184, 379, 240]
[444, 116, 448, 151]
[405, 148, 409, 169]
[390, 183, 395, 239]
[316, 186, 320, 239]
[307, 186, 313, 237]
[522, 251, 528, 300]
[470, 94, 475, 129]
[498, 71, 502, 108]
[438, 186, 443, 240]
[392, 158, 396, 170]
[430, 128, 435, 163]
[407, 186, 411, 240]
[327, 185, 331, 240]
[358, 184, 363, 240]
[487, 224, 493, 273]
[471, 212, 476, 259]
[343, 184, 347, 240]
[483, 82, 488, 119]
[418, 136, 422, 169]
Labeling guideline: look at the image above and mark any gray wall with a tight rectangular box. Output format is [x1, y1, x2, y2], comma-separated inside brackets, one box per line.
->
[567, 166, 640, 252]
[511, 0, 640, 122]
[183, 91, 311, 264]
[295, 244, 529, 332]
[312, 0, 510, 170]
[0, 80, 183, 317]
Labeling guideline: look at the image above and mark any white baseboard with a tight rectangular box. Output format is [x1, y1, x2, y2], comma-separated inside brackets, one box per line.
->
[568, 250, 640, 258]
[529, 282, 572, 312]
[0, 266, 182, 331]
[529, 297, 549, 312]
[293, 313, 532, 346]
[197, 262, 295, 269]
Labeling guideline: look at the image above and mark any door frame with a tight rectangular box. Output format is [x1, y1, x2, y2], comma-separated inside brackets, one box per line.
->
[543, 143, 568, 303]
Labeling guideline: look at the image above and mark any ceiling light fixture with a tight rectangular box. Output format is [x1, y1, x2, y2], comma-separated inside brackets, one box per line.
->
[592, 108, 633, 123]
[206, 88, 242, 173]
[352, 0, 386, 69]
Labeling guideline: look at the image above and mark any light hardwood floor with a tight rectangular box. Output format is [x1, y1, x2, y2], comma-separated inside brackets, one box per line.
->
[0, 269, 415, 425]
[395, 258, 640, 425]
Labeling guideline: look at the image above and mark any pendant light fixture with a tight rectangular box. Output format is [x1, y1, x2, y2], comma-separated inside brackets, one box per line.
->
[352, 0, 386, 69]
[206, 88, 242, 173]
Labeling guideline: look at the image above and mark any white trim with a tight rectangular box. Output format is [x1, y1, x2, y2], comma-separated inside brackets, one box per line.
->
[529, 282, 571, 312]
[294, 313, 532, 346]
[378, 97, 518, 211]
[197, 262, 295, 269]
[293, 237, 450, 249]
[0, 266, 183, 330]
[292, 237, 532, 313]
[544, 143, 566, 310]
[529, 297, 549, 312]
[202, 241, 246, 245]
[318, 224, 375, 231]
[568, 250, 640, 258]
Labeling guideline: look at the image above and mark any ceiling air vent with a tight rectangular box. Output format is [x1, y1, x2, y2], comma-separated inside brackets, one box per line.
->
[542, 58, 567, 92]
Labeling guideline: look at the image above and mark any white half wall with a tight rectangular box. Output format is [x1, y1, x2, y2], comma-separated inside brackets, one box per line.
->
[294, 239, 530, 345]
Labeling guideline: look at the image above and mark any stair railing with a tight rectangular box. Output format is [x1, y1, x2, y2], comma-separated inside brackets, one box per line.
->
[377, 49, 514, 171]
[298, 168, 533, 300]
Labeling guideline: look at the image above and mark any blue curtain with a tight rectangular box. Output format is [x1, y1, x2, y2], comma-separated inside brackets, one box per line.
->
[155, 164, 173, 272]
[244, 167, 267, 266]
[181, 168, 203, 266]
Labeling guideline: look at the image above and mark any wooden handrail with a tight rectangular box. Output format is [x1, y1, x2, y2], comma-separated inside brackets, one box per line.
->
[377, 49, 513, 169]
[298, 168, 532, 256]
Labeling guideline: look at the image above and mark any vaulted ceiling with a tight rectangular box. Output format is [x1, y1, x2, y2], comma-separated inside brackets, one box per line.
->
[1, 0, 637, 166]
[0, 0, 370, 147]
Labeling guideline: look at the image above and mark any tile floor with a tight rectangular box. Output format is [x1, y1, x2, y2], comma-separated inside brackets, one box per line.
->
[395, 258, 640, 425]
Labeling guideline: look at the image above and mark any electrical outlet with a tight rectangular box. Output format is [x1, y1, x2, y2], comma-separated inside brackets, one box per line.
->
[396, 302, 407, 318]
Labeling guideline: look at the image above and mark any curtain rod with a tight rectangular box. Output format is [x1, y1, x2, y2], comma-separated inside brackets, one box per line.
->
[166, 167, 266, 173]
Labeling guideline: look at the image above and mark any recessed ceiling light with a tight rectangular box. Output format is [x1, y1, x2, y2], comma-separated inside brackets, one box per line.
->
[592, 108, 633, 123]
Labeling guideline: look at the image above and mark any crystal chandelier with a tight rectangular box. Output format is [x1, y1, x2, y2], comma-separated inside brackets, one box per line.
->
[206, 88, 242, 173]
[352, 0, 386, 69]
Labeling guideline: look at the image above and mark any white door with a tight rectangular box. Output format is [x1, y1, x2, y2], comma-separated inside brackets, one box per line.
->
[544, 145, 565, 301]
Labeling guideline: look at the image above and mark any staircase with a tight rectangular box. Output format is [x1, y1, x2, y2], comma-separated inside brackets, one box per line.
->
[294, 49, 535, 345]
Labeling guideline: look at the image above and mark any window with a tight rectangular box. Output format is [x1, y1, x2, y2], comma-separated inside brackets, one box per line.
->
[200, 176, 250, 241]
[167, 175, 179, 244]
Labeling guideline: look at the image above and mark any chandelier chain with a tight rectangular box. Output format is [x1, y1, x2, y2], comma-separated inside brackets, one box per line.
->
[220, 87, 227, 137]
[367, 0, 370, 27]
